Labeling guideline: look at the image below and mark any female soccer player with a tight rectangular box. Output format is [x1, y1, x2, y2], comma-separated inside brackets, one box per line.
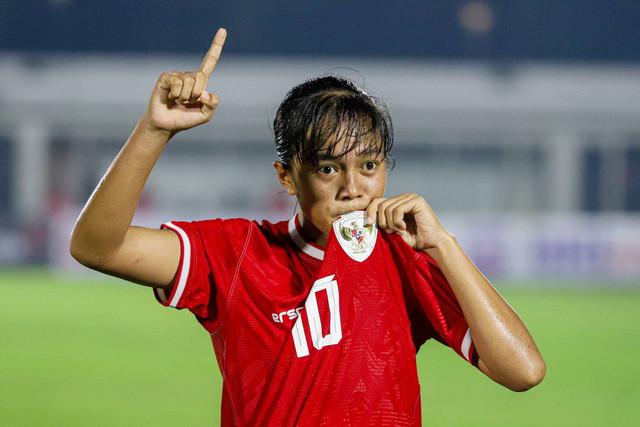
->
[70, 28, 545, 425]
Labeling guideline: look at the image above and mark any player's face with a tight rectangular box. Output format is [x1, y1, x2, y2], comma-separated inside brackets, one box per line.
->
[277, 136, 387, 247]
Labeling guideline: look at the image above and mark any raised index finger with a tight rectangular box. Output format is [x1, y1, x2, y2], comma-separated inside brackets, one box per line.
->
[199, 28, 227, 77]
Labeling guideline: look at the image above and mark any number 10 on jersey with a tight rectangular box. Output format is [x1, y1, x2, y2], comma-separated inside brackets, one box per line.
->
[292, 275, 342, 358]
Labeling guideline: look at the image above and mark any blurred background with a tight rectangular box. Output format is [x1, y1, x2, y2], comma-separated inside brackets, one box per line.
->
[1, 0, 640, 281]
[1, 1, 639, 426]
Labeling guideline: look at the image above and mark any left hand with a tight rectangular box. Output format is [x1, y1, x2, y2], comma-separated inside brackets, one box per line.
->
[366, 193, 451, 252]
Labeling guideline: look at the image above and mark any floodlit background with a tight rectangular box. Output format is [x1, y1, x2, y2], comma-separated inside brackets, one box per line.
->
[1, 1, 639, 426]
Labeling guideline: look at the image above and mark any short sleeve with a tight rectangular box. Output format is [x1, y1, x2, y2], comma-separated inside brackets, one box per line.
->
[387, 233, 476, 365]
[153, 221, 215, 321]
[410, 254, 476, 365]
[153, 218, 258, 332]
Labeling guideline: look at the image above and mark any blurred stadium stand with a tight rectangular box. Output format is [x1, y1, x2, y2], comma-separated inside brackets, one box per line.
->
[1, 1, 639, 282]
[3, 1, 640, 61]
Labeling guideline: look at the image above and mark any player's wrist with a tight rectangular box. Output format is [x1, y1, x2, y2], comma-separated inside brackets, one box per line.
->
[421, 232, 457, 257]
[137, 115, 175, 142]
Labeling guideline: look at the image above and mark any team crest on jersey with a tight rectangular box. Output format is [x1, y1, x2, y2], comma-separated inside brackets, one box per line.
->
[332, 211, 377, 262]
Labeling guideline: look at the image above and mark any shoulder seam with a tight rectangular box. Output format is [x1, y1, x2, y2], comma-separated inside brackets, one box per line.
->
[212, 221, 255, 335]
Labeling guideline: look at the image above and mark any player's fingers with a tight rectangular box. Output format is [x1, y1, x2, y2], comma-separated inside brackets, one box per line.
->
[392, 194, 421, 228]
[200, 92, 220, 119]
[365, 197, 386, 226]
[176, 73, 196, 104]
[166, 71, 184, 101]
[382, 200, 406, 233]
[380, 194, 415, 232]
[199, 28, 227, 77]
[391, 197, 415, 231]
[156, 72, 173, 90]
[157, 72, 180, 100]
[376, 198, 396, 231]
[191, 71, 208, 103]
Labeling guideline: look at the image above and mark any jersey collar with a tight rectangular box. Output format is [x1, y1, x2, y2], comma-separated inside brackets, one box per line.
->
[288, 214, 325, 261]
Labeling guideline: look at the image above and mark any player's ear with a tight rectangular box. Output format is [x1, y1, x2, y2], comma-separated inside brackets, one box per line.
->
[273, 161, 296, 196]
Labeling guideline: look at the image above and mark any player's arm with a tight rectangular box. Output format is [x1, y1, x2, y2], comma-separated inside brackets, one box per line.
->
[69, 29, 227, 288]
[367, 194, 546, 392]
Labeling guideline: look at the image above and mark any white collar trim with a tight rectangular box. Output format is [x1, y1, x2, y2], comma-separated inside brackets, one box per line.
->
[288, 215, 324, 261]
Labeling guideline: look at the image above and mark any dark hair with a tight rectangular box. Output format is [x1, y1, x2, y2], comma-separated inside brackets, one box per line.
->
[273, 75, 394, 170]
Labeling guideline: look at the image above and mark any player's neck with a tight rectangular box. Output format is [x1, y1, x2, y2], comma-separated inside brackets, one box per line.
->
[297, 212, 328, 248]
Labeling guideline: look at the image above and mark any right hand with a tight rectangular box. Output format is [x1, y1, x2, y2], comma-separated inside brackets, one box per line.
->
[142, 28, 227, 135]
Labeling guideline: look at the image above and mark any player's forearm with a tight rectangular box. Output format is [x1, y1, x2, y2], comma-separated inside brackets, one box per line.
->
[69, 118, 171, 266]
[425, 235, 546, 391]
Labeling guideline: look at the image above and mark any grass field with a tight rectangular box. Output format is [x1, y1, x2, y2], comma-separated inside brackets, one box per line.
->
[1, 269, 638, 426]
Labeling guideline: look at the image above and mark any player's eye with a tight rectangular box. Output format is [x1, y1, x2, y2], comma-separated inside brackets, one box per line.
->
[363, 161, 378, 171]
[317, 165, 336, 175]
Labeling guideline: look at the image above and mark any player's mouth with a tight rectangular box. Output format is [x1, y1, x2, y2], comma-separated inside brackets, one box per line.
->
[335, 207, 366, 218]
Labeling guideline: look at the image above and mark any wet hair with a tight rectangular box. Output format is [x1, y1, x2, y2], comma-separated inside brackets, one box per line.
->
[273, 75, 394, 170]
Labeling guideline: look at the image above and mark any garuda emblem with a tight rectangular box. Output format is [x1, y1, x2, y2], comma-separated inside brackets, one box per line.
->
[332, 211, 378, 262]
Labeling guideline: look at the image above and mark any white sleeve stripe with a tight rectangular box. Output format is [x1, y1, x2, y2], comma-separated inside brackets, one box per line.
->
[163, 222, 191, 308]
[461, 328, 473, 362]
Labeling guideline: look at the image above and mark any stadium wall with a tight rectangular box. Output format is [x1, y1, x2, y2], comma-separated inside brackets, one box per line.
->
[1, 54, 639, 283]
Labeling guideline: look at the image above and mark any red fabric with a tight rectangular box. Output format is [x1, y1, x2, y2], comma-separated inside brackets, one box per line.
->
[154, 217, 473, 426]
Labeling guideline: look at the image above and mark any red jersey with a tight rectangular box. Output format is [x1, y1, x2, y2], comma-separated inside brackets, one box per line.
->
[154, 212, 475, 426]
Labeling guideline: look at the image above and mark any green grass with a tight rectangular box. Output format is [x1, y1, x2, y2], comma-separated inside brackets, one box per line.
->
[1, 269, 638, 426]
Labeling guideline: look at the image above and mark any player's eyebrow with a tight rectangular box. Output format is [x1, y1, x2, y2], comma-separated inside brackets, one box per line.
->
[315, 143, 383, 162]
[315, 151, 382, 164]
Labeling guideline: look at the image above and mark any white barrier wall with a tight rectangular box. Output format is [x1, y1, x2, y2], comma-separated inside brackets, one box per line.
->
[445, 214, 640, 281]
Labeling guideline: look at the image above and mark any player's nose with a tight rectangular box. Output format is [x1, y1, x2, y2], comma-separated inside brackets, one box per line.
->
[338, 170, 362, 200]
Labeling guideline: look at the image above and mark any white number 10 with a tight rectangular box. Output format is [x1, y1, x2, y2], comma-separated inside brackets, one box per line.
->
[292, 275, 342, 358]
